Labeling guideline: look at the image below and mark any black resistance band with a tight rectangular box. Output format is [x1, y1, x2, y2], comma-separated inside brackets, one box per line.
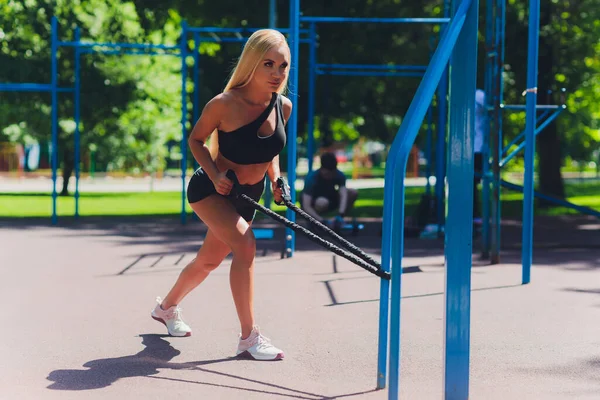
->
[225, 170, 390, 280]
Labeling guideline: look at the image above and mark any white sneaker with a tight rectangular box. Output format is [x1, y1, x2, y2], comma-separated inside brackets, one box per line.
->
[150, 297, 192, 337]
[236, 326, 284, 361]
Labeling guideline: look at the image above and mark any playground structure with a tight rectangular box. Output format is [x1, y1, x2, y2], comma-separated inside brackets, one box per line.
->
[0, 0, 590, 398]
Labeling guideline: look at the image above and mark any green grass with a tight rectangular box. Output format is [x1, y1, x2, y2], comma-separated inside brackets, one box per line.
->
[1, 182, 598, 219]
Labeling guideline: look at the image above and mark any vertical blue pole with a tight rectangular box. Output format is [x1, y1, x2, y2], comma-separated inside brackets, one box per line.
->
[192, 33, 201, 172]
[425, 104, 433, 197]
[269, 0, 277, 28]
[286, 0, 299, 256]
[193, 33, 200, 126]
[491, 0, 506, 264]
[51, 17, 59, 225]
[180, 21, 188, 225]
[444, 0, 478, 399]
[481, 0, 494, 259]
[74, 27, 81, 219]
[521, 0, 540, 284]
[436, 4, 450, 232]
[306, 22, 317, 173]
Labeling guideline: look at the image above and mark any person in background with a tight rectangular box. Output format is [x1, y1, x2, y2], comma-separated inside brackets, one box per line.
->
[301, 152, 358, 230]
[473, 88, 487, 224]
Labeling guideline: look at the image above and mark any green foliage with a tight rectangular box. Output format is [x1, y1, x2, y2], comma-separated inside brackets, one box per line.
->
[1, 0, 599, 180]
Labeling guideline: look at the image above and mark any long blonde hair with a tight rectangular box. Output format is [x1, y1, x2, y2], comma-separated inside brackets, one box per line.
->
[208, 29, 290, 159]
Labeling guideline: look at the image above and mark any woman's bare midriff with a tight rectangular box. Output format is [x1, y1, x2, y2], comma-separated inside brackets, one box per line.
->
[215, 154, 271, 185]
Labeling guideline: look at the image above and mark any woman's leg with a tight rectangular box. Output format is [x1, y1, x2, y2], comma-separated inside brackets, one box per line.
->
[161, 228, 232, 310]
[189, 195, 257, 339]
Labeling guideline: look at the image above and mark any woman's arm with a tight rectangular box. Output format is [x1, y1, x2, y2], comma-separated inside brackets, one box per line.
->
[188, 95, 232, 195]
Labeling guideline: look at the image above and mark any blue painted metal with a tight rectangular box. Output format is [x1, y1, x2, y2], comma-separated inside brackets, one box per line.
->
[436, 69, 449, 233]
[51, 17, 59, 225]
[435, 0, 450, 233]
[502, 109, 551, 155]
[500, 108, 565, 167]
[499, 178, 600, 219]
[0, 83, 68, 92]
[286, 0, 300, 256]
[379, 0, 475, 395]
[79, 49, 180, 56]
[269, 0, 277, 28]
[59, 41, 178, 51]
[522, 0, 541, 285]
[301, 16, 451, 24]
[490, 0, 507, 264]
[426, 104, 433, 197]
[317, 63, 428, 71]
[306, 23, 317, 173]
[180, 21, 189, 226]
[444, 0, 478, 397]
[74, 27, 81, 219]
[316, 70, 424, 78]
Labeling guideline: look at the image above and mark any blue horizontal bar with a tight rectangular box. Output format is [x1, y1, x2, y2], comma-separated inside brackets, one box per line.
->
[0, 83, 52, 91]
[499, 178, 600, 218]
[59, 41, 178, 51]
[300, 16, 450, 24]
[80, 49, 180, 56]
[0, 83, 73, 92]
[317, 63, 427, 71]
[316, 70, 424, 77]
[187, 27, 310, 34]
[500, 104, 565, 110]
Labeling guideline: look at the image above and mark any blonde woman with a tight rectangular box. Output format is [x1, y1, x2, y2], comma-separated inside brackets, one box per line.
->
[151, 29, 292, 361]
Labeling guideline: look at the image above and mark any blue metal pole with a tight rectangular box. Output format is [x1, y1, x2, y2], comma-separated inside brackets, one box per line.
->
[381, 0, 475, 395]
[444, 0, 478, 398]
[300, 16, 451, 24]
[521, 0, 540, 285]
[491, 0, 507, 264]
[502, 109, 551, 155]
[426, 104, 433, 197]
[317, 64, 428, 71]
[180, 21, 189, 225]
[315, 70, 424, 78]
[51, 17, 59, 225]
[500, 108, 564, 167]
[306, 22, 317, 173]
[192, 32, 200, 173]
[269, 0, 277, 27]
[74, 27, 81, 219]
[59, 41, 178, 51]
[286, 0, 299, 256]
[436, 2, 451, 233]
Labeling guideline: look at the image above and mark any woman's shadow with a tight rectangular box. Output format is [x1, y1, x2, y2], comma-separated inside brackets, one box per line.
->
[46, 334, 378, 399]
[46, 334, 234, 391]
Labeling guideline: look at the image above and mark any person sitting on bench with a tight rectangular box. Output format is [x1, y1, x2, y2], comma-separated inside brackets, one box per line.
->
[301, 152, 358, 229]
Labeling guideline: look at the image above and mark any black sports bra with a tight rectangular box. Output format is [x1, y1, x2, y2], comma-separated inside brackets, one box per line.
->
[217, 92, 287, 165]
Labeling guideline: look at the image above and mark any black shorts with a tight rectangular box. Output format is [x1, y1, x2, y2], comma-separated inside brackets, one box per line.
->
[187, 168, 265, 222]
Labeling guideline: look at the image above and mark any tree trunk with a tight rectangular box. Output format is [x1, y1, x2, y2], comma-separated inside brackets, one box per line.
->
[536, 0, 565, 206]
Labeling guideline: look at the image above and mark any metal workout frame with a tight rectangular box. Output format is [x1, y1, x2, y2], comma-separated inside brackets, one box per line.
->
[0, 0, 558, 397]
[0, 17, 182, 225]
